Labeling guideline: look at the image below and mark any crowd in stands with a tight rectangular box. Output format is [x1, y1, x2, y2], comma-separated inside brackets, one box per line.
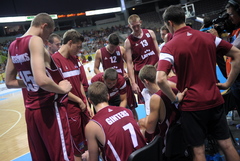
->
[3, 1, 240, 160]
[0, 0, 228, 85]
[0, 23, 160, 84]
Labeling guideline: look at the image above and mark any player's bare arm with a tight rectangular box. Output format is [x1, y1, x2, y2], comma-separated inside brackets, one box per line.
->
[217, 45, 240, 89]
[85, 121, 104, 161]
[148, 29, 160, 55]
[145, 95, 162, 134]
[157, 70, 187, 103]
[120, 46, 129, 79]
[30, 36, 72, 94]
[94, 49, 102, 74]
[156, 70, 177, 102]
[5, 51, 26, 88]
[80, 82, 94, 117]
[124, 38, 140, 93]
[119, 93, 127, 108]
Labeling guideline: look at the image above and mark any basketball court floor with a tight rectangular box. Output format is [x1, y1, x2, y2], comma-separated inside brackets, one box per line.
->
[0, 63, 238, 161]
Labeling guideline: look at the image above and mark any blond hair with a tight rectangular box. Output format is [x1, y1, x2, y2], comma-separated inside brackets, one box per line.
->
[128, 14, 141, 24]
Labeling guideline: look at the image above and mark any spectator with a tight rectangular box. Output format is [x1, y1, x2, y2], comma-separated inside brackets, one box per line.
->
[47, 33, 61, 55]
[222, 0, 240, 116]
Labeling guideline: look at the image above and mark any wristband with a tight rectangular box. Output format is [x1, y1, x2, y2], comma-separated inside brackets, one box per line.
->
[171, 96, 179, 104]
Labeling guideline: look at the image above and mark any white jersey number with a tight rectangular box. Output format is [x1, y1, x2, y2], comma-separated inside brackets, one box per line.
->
[110, 56, 117, 63]
[123, 123, 138, 148]
[140, 39, 148, 48]
[107, 123, 139, 161]
[19, 70, 39, 92]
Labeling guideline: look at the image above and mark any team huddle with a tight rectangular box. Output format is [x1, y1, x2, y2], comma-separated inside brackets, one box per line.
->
[5, 3, 240, 161]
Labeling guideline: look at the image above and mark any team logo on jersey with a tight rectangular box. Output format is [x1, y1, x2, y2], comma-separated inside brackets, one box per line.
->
[116, 51, 120, 56]
[135, 43, 139, 46]
[187, 32, 192, 36]
[108, 108, 113, 112]
[146, 33, 151, 38]
[104, 57, 108, 60]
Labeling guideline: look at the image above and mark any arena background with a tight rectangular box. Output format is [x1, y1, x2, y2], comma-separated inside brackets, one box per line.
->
[0, 0, 239, 160]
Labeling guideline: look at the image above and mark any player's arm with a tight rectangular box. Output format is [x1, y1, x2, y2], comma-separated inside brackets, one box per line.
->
[217, 45, 240, 89]
[124, 38, 140, 93]
[30, 36, 71, 94]
[5, 51, 26, 88]
[119, 93, 127, 108]
[79, 64, 89, 92]
[85, 121, 102, 161]
[94, 49, 102, 74]
[80, 82, 94, 117]
[157, 71, 177, 102]
[120, 46, 129, 79]
[145, 95, 161, 134]
[157, 70, 187, 103]
[68, 90, 86, 109]
[118, 77, 127, 107]
[149, 29, 160, 58]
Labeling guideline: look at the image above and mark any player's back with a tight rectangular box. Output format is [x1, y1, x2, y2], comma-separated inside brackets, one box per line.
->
[92, 106, 146, 161]
[8, 36, 60, 109]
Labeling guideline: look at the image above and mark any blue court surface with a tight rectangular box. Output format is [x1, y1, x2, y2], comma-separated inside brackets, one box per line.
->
[10, 65, 225, 161]
[11, 153, 32, 161]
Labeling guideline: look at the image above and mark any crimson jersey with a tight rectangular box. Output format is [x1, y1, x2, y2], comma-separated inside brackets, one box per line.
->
[8, 35, 74, 161]
[157, 26, 232, 111]
[8, 35, 66, 109]
[127, 29, 159, 71]
[91, 73, 126, 100]
[100, 46, 137, 109]
[101, 46, 125, 75]
[155, 88, 180, 152]
[91, 106, 146, 161]
[52, 52, 87, 116]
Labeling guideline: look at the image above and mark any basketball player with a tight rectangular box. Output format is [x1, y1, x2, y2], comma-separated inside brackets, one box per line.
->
[91, 68, 127, 108]
[5, 13, 74, 161]
[124, 14, 159, 104]
[139, 65, 190, 161]
[47, 33, 61, 55]
[94, 33, 138, 119]
[85, 81, 146, 161]
[52, 29, 93, 161]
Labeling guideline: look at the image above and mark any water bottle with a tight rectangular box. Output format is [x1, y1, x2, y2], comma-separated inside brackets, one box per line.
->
[236, 124, 240, 129]
[235, 138, 240, 155]
[226, 111, 233, 125]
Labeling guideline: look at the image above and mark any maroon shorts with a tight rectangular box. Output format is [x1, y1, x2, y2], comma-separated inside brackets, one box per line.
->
[126, 79, 138, 109]
[69, 111, 90, 155]
[26, 105, 74, 161]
